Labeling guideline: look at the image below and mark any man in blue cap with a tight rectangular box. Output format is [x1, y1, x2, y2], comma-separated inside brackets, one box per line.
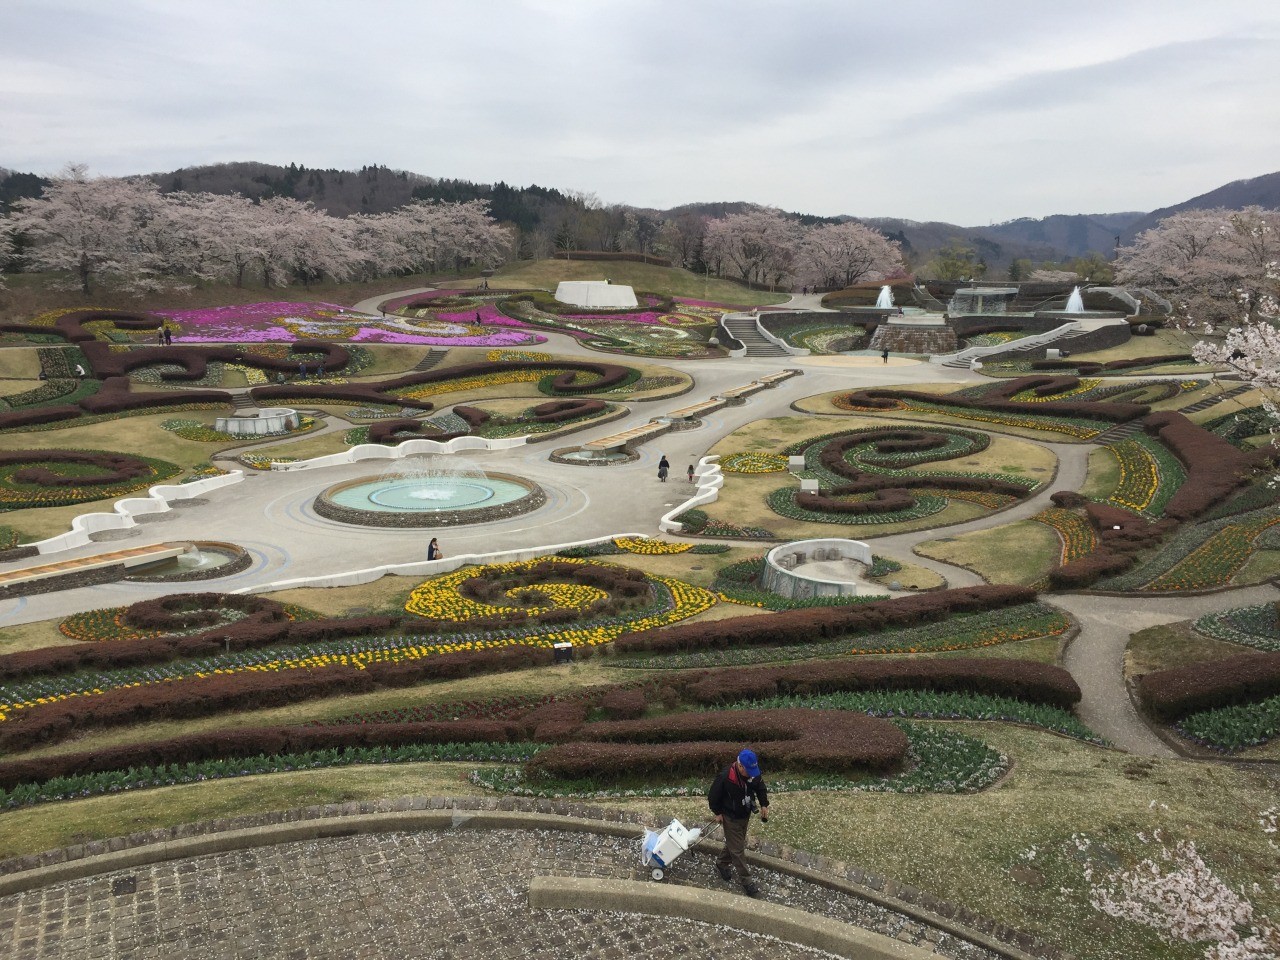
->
[708, 748, 770, 897]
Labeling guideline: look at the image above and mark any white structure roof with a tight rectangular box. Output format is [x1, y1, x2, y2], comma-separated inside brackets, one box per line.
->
[553, 280, 639, 309]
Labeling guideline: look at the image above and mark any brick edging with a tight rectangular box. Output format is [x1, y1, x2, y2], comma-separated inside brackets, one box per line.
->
[0, 795, 1070, 960]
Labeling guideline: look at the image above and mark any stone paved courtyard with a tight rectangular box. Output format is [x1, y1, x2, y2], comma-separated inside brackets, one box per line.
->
[0, 829, 1000, 959]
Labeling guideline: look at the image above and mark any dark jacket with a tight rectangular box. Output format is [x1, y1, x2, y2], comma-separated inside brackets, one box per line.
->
[708, 764, 769, 821]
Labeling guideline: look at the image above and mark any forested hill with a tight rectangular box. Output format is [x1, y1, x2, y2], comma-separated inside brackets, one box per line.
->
[1121, 170, 1280, 242]
[146, 162, 576, 228]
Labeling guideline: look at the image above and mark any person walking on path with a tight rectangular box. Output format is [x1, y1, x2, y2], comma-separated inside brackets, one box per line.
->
[708, 749, 770, 897]
[881, 346, 890, 364]
[427, 538, 443, 561]
[687, 463, 696, 484]
[658, 454, 670, 482]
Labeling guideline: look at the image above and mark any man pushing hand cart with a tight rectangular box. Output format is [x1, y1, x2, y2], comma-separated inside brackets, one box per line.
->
[708, 748, 770, 898]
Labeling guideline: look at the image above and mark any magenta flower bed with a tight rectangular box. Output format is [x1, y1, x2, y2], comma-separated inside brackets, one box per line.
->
[155, 301, 545, 347]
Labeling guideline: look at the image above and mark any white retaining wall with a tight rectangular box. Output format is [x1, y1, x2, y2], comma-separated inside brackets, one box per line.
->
[271, 434, 529, 471]
[762, 538, 874, 599]
[658, 456, 723, 534]
[32, 472, 246, 555]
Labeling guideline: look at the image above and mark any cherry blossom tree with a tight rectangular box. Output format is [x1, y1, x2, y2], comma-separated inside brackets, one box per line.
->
[703, 208, 800, 287]
[797, 221, 903, 289]
[1115, 208, 1280, 324]
[10, 164, 180, 294]
[0, 216, 13, 290]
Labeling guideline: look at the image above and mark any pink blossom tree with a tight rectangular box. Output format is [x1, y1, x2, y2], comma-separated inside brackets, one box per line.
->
[0, 216, 13, 290]
[703, 207, 800, 288]
[797, 221, 903, 290]
[10, 164, 182, 294]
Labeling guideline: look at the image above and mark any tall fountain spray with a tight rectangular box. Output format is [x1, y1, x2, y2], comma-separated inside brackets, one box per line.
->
[1065, 287, 1085, 313]
[875, 285, 895, 309]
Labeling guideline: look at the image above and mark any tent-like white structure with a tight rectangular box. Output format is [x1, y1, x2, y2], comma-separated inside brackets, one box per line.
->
[554, 280, 639, 309]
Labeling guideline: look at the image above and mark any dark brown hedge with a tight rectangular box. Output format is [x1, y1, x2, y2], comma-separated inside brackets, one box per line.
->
[839, 376, 1148, 424]
[1135, 653, 1280, 721]
[0, 719, 523, 792]
[527, 709, 907, 780]
[77, 377, 229, 415]
[80, 340, 350, 382]
[615, 585, 1035, 655]
[249, 360, 636, 410]
[672, 657, 1081, 709]
[0, 450, 153, 488]
[0, 645, 553, 751]
[1142, 412, 1255, 521]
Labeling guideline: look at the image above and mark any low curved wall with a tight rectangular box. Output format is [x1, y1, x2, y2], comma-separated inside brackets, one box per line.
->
[763, 538, 874, 599]
[32, 472, 246, 556]
[658, 456, 723, 533]
[215, 407, 299, 436]
[271, 435, 527, 471]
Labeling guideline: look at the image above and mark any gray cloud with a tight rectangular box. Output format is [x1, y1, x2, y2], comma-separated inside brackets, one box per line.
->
[4, 0, 1280, 223]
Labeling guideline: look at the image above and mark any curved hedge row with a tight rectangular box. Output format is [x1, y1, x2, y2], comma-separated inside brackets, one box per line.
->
[616, 585, 1035, 655]
[81, 340, 350, 382]
[0, 450, 153, 488]
[1135, 652, 1280, 721]
[672, 657, 1081, 710]
[249, 360, 637, 411]
[527, 708, 908, 780]
[0, 644, 552, 752]
[1142, 412, 1256, 521]
[838, 376, 1149, 425]
[0, 719, 524, 792]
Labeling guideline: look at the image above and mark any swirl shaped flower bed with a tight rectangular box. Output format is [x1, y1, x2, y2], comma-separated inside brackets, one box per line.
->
[769, 425, 1035, 524]
[0, 449, 182, 510]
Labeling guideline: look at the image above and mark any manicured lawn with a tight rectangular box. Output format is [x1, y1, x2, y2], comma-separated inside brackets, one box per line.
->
[489, 260, 789, 307]
[915, 520, 1063, 585]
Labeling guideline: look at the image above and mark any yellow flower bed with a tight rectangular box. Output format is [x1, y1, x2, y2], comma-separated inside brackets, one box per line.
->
[404, 557, 716, 646]
[613, 537, 693, 555]
[1107, 440, 1160, 513]
[486, 349, 548, 362]
[1029, 507, 1098, 564]
[500, 583, 608, 613]
[396, 369, 550, 400]
[719, 453, 789, 474]
[1011, 379, 1101, 403]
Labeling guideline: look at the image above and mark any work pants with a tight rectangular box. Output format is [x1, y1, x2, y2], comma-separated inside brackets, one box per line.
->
[717, 816, 752, 882]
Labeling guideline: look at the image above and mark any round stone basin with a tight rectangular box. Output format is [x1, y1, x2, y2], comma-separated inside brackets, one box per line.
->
[126, 541, 248, 582]
[558, 450, 630, 464]
[315, 472, 545, 527]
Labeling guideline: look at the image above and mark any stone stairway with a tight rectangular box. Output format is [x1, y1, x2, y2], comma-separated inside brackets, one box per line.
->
[937, 324, 1094, 368]
[721, 315, 790, 357]
[225, 387, 255, 412]
[413, 348, 450, 372]
[1178, 382, 1252, 414]
[1092, 420, 1144, 445]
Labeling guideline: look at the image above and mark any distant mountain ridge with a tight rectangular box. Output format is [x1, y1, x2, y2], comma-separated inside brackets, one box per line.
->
[1121, 171, 1280, 240]
[4, 162, 1280, 270]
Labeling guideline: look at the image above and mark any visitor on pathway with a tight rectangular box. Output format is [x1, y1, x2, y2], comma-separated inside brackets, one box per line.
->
[708, 748, 770, 898]
[881, 347, 890, 364]
[658, 455, 670, 482]
[155, 328, 164, 345]
[427, 538, 443, 561]
[162, 325, 173, 345]
[687, 463, 695, 484]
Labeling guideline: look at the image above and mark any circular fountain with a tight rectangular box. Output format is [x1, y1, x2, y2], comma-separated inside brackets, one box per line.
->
[314, 456, 545, 527]
[126, 541, 250, 582]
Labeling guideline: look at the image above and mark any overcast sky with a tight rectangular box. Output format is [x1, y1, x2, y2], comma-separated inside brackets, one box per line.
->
[4, 0, 1279, 225]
